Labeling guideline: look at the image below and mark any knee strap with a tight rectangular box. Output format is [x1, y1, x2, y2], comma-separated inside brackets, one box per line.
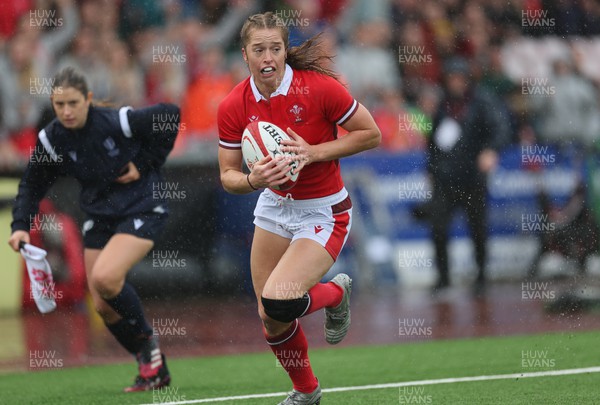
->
[261, 294, 310, 323]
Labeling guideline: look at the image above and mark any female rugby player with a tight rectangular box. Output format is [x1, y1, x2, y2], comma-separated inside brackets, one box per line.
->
[8, 67, 179, 392]
[218, 12, 381, 405]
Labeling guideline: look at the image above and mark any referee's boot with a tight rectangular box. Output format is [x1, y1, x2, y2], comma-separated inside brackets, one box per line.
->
[125, 336, 171, 392]
[278, 383, 321, 405]
[325, 273, 352, 344]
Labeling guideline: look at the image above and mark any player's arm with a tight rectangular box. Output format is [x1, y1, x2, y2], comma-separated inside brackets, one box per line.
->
[284, 103, 381, 166]
[218, 148, 290, 194]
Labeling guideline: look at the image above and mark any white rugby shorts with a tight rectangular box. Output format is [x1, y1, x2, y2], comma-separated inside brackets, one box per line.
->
[253, 188, 352, 260]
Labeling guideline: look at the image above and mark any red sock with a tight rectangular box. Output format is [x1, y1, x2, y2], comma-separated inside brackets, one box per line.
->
[265, 319, 318, 393]
[304, 282, 343, 316]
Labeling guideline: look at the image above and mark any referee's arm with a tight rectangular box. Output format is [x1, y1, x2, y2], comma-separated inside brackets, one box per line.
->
[11, 144, 60, 233]
[126, 103, 180, 173]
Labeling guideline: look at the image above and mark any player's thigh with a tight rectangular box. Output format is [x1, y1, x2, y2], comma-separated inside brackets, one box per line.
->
[91, 233, 154, 287]
[250, 226, 291, 300]
[262, 238, 334, 300]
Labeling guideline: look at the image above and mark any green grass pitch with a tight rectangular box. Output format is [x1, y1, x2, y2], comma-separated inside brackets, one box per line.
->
[1, 330, 599, 404]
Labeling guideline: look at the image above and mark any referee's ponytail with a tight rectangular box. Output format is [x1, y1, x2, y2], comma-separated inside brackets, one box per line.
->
[240, 12, 339, 81]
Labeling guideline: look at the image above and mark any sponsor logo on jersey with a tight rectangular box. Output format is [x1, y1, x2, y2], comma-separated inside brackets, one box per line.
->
[133, 218, 144, 230]
[314, 225, 324, 234]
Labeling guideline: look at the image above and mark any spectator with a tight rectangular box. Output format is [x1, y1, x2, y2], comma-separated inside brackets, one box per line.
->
[0, 33, 51, 160]
[176, 45, 234, 152]
[372, 90, 429, 152]
[105, 40, 146, 107]
[479, 42, 516, 98]
[336, 19, 400, 108]
[284, 0, 330, 47]
[0, 0, 31, 42]
[0, 0, 78, 163]
[397, 19, 441, 101]
[531, 56, 600, 150]
[58, 26, 111, 101]
[581, 0, 600, 36]
[423, 57, 510, 294]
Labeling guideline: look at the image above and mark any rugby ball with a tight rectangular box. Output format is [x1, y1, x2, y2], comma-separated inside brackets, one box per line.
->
[242, 121, 299, 190]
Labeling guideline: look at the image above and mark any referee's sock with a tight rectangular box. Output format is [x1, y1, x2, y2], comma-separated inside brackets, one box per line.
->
[105, 318, 143, 355]
[265, 319, 318, 394]
[104, 282, 153, 339]
[303, 282, 343, 316]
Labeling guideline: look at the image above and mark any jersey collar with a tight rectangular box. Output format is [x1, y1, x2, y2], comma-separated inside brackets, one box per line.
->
[250, 64, 293, 102]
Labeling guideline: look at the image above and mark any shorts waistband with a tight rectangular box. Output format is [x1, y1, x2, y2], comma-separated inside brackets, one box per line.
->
[263, 188, 349, 209]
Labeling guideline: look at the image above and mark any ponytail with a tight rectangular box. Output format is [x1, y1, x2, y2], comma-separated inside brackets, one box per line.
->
[286, 33, 339, 80]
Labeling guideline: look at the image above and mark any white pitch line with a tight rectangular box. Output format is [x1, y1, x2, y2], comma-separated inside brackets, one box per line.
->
[140, 366, 600, 405]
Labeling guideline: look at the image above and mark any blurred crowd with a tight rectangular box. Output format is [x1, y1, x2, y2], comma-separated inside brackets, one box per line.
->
[0, 0, 599, 171]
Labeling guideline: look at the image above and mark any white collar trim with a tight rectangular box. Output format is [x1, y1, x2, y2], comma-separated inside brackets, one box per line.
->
[250, 64, 293, 102]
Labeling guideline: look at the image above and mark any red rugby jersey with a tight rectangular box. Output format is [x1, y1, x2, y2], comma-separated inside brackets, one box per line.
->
[218, 64, 358, 199]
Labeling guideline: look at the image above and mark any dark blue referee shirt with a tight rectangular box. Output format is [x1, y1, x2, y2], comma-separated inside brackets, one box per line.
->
[11, 103, 180, 233]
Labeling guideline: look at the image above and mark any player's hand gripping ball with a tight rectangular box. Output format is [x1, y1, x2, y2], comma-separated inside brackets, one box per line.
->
[242, 121, 300, 190]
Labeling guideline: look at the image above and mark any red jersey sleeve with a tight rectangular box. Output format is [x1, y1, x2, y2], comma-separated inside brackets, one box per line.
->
[317, 74, 359, 126]
[217, 86, 245, 150]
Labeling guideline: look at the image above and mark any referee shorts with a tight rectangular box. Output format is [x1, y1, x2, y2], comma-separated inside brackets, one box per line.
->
[253, 188, 352, 260]
[82, 210, 169, 249]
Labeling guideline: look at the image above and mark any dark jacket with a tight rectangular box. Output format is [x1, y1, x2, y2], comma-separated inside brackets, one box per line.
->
[11, 103, 180, 232]
[427, 86, 510, 185]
